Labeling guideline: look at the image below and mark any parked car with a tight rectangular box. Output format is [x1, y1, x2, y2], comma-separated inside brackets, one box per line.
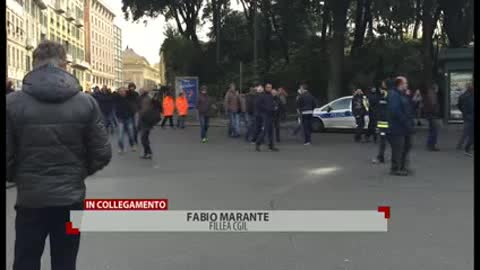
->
[311, 96, 369, 132]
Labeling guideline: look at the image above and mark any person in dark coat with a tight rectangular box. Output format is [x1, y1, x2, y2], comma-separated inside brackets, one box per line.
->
[138, 93, 159, 159]
[457, 82, 474, 156]
[387, 76, 415, 176]
[255, 83, 279, 152]
[272, 89, 285, 143]
[296, 84, 318, 145]
[6, 41, 111, 270]
[251, 83, 265, 143]
[127, 83, 140, 144]
[115, 87, 137, 153]
[424, 84, 441, 151]
[372, 81, 390, 164]
[197, 85, 215, 142]
[245, 86, 257, 142]
[93, 85, 116, 135]
[366, 87, 381, 143]
[352, 89, 369, 142]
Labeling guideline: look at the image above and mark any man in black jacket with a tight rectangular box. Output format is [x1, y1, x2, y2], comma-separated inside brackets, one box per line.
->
[388, 76, 415, 176]
[127, 83, 140, 144]
[296, 84, 318, 145]
[255, 83, 279, 152]
[352, 89, 369, 142]
[93, 85, 116, 135]
[366, 87, 380, 143]
[245, 86, 257, 142]
[6, 41, 112, 270]
[457, 82, 474, 156]
[372, 82, 390, 164]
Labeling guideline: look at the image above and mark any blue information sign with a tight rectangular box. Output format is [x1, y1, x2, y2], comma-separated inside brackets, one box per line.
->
[176, 77, 199, 109]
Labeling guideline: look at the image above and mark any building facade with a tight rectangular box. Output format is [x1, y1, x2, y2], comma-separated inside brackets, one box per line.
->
[6, 0, 90, 90]
[6, 0, 29, 89]
[6, 0, 121, 91]
[85, 0, 115, 89]
[113, 24, 123, 89]
[23, 0, 49, 75]
[123, 48, 161, 91]
[46, 0, 90, 90]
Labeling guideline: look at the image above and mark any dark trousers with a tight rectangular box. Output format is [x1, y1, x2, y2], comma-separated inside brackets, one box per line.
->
[133, 112, 139, 144]
[366, 115, 377, 142]
[256, 114, 274, 146]
[377, 130, 388, 161]
[426, 116, 438, 148]
[102, 111, 116, 135]
[177, 115, 186, 129]
[457, 123, 469, 149]
[273, 116, 281, 142]
[199, 115, 210, 139]
[354, 115, 366, 142]
[464, 120, 474, 152]
[245, 113, 256, 142]
[141, 128, 152, 155]
[160, 116, 174, 127]
[14, 204, 82, 270]
[301, 114, 313, 144]
[389, 135, 413, 172]
[252, 115, 263, 142]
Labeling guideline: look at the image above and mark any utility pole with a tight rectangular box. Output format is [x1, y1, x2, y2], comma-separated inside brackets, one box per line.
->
[253, 0, 258, 82]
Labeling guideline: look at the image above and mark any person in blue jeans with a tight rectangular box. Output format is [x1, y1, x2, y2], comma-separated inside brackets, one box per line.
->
[115, 88, 136, 153]
[197, 86, 214, 143]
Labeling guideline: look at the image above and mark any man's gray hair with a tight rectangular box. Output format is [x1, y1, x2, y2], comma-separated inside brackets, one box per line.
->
[32, 40, 67, 68]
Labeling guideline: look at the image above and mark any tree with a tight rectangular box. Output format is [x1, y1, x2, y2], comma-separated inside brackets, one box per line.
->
[327, 0, 350, 100]
[122, 0, 204, 44]
[421, 0, 437, 113]
[438, 0, 474, 48]
[351, 0, 372, 55]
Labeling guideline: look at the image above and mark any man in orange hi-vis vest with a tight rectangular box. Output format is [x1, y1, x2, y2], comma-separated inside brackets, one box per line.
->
[176, 91, 189, 129]
[160, 91, 175, 128]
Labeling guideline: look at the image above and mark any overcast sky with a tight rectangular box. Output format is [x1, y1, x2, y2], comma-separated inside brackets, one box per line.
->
[106, 0, 242, 64]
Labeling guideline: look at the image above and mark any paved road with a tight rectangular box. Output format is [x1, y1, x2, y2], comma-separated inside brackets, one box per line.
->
[6, 126, 473, 270]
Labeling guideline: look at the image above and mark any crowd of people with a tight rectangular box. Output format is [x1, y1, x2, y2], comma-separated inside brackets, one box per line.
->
[4, 38, 475, 270]
[7, 69, 475, 170]
[83, 83, 190, 159]
[349, 77, 474, 175]
[219, 82, 311, 151]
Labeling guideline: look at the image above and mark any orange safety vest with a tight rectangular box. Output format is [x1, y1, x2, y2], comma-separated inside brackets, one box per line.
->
[162, 96, 175, 116]
[176, 96, 189, 116]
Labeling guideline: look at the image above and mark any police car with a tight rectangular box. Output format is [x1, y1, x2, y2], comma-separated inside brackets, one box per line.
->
[312, 96, 369, 132]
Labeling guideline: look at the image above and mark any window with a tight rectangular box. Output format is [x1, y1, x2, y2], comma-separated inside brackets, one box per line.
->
[324, 98, 352, 111]
[7, 45, 11, 66]
[26, 55, 31, 71]
[13, 48, 17, 68]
